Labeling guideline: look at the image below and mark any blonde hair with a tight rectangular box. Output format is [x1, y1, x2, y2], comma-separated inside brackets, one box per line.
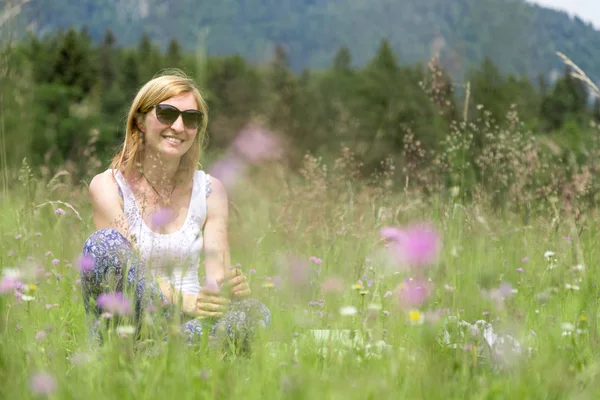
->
[110, 69, 209, 185]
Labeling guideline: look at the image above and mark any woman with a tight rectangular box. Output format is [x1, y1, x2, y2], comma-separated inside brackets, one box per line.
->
[80, 70, 270, 348]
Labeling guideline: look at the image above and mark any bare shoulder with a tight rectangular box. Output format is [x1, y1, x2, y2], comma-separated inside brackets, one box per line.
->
[206, 175, 228, 218]
[89, 169, 120, 202]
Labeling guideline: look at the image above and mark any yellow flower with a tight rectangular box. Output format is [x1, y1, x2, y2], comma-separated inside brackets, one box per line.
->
[408, 310, 423, 325]
[352, 283, 363, 290]
[29, 284, 37, 292]
[581, 315, 588, 322]
[262, 281, 275, 289]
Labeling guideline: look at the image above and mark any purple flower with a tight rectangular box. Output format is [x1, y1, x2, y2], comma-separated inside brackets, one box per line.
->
[30, 372, 56, 396]
[54, 208, 65, 215]
[309, 256, 323, 265]
[397, 278, 431, 309]
[231, 125, 284, 165]
[78, 254, 95, 273]
[521, 257, 529, 263]
[249, 269, 256, 274]
[150, 207, 175, 228]
[516, 267, 524, 273]
[51, 259, 60, 265]
[96, 292, 132, 316]
[381, 224, 441, 268]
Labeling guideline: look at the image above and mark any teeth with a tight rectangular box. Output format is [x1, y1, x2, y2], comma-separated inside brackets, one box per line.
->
[165, 137, 182, 144]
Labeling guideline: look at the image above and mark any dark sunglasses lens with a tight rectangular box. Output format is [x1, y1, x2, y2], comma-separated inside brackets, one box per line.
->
[155, 104, 179, 125]
[182, 111, 203, 129]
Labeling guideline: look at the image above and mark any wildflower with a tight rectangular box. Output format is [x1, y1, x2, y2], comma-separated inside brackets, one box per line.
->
[544, 251, 555, 260]
[565, 283, 580, 291]
[482, 311, 490, 316]
[521, 257, 529, 262]
[45, 304, 59, 310]
[249, 269, 256, 274]
[262, 281, 275, 289]
[352, 281, 363, 290]
[231, 125, 284, 165]
[397, 278, 431, 310]
[54, 208, 65, 215]
[0, 276, 20, 294]
[516, 268, 524, 273]
[78, 254, 95, 273]
[150, 207, 175, 228]
[30, 372, 56, 396]
[561, 322, 575, 337]
[70, 353, 92, 365]
[51, 259, 60, 265]
[15, 234, 22, 239]
[35, 331, 46, 341]
[44, 251, 52, 257]
[208, 156, 248, 189]
[367, 303, 382, 311]
[21, 294, 35, 301]
[116, 325, 136, 336]
[309, 256, 323, 265]
[581, 315, 588, 322]
[563, 237, 572, 241]
[96, 292, 132, 316]
[321, 277, 344, 293]
[380, 224, 441, 268]
[408, 310, 424, 325]
[340, 306, 358, 316]
[35, 232, 42, 237]
[383, 290, 393, 298]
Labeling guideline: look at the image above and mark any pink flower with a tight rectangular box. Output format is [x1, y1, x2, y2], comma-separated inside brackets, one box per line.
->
[44, 251, 52, 257]
[321, 276, 344, 293]
[0, 276, 20, 294]
[15, 234, 22, 239]
[397, 278, 431, 309]
[78, 254, 95, 273]
[45, 304, 59, 310]
[150, 207, 175, 228]
[35, 330, 46, 341]
[380, 224, 441, 268]
[96, 292, 132, 316]
[35, 232, 42, 237]
[516, 268, 524, 273]
[231, 125, 284, 165]
[54, 208, 65, 215]
[208, 155, 248, 189]
[51, 259, 60, 265]
[30, 372, 56, 396]
[309, 256, 323, 265]
[521, 257, 529, 263]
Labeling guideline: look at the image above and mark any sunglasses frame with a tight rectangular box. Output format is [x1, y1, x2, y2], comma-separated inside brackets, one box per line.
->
[150, 103, 204, 130]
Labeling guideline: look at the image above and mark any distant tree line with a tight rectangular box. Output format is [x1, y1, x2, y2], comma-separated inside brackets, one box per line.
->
[1, 28, 599, 199]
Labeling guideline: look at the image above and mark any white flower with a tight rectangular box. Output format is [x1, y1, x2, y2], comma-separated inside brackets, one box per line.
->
[116, 325, 136, 336]
[21, 295, 35, 301]
[2, 268, 21, 278]
[561, 322, 575, 332]
[565, 283, 580, 291]
[544, 251, 555, 260]
[339, 306, 358, 316]
[367, 303, 382, 311]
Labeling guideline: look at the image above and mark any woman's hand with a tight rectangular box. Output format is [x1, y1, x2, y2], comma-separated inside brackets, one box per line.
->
[223, 268, 252, 299]
[195, 285, 230, 318]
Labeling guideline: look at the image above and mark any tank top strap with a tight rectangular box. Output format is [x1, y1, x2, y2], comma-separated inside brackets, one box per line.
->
[190, 170, 210, 225]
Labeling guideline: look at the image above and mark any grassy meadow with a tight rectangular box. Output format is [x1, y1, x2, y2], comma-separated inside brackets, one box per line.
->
[2, 144, 600, 399]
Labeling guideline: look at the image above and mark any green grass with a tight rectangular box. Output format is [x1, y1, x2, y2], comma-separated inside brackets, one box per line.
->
[2, 168, 600, 400]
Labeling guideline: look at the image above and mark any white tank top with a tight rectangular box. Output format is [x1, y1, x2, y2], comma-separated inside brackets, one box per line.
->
[111, 169, 211, 295]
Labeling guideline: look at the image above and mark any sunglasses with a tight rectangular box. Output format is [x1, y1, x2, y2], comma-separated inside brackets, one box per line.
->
[151, 104, 204, 129]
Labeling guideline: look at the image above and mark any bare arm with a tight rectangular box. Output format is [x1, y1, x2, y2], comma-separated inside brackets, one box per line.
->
[89, 171, 131, 240]
[203, 176, 230, 288]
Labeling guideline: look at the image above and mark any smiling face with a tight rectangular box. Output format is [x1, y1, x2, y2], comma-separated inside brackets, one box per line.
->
[139, 92, 200, 161]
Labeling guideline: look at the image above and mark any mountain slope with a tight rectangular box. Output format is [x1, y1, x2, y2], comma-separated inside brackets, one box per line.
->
[8, 0, 600, 80]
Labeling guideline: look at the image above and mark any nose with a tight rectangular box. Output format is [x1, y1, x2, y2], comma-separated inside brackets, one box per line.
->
[170, 115, 185, 133]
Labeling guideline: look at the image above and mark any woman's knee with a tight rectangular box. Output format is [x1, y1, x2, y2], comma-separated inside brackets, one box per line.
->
[83, 228, 129, 256]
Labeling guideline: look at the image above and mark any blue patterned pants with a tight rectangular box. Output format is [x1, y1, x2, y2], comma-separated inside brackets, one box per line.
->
[80, 228, 271, 348]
